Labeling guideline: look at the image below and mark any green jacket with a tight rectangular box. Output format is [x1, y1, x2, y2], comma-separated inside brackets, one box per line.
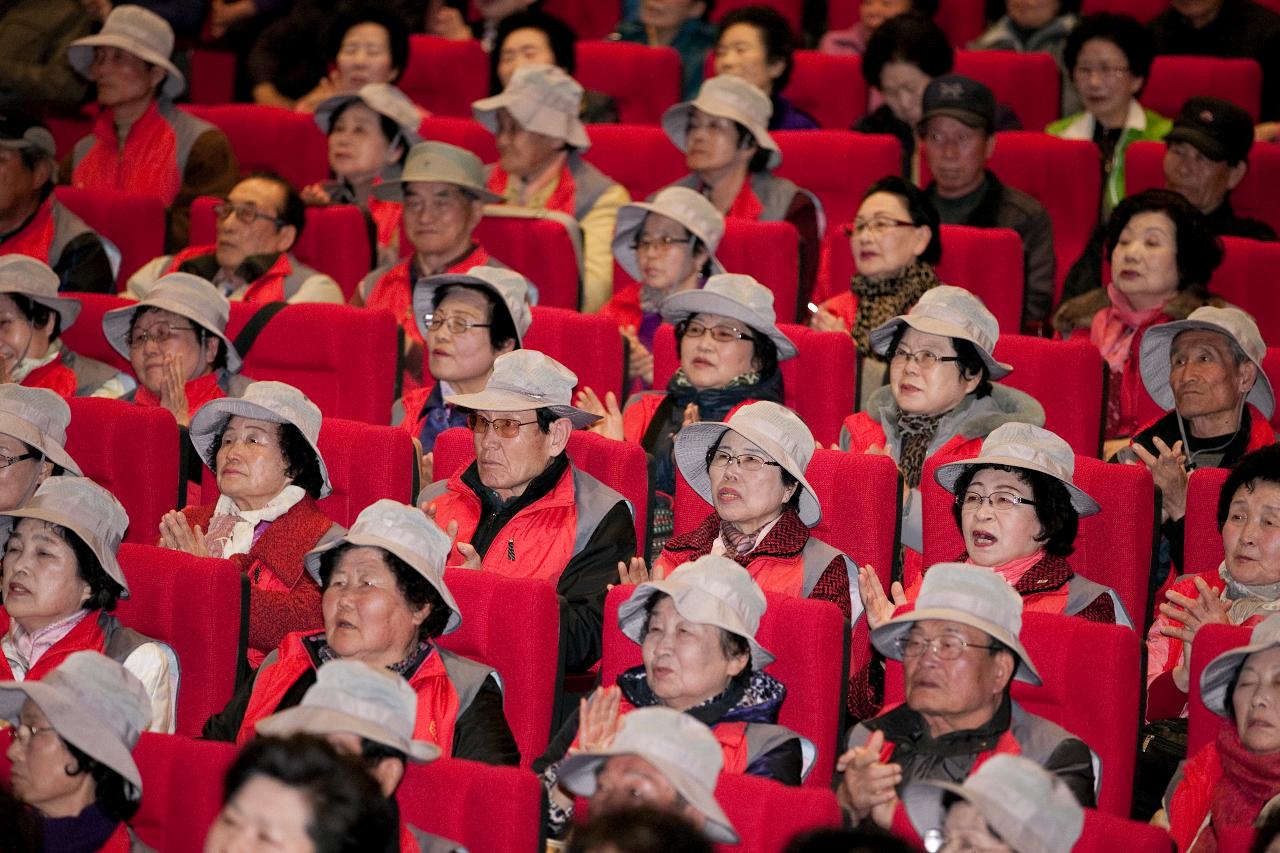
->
[1047, 101, 1173, 215]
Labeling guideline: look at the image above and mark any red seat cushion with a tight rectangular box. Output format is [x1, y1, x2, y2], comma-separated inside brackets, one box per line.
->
[418, 116, 498, 163]
[786, 52, 867, 129]
[994, 335, 1105, 456]
[1142, 56, 1263, 123]
[398, 758, 542, 850]
[524, 305, 626, 401]
[955, 50, 1062, 133]
[399, 35, 489, 118]
[62, 292, 135, 373]
[131, 734, 238, 852]
[54, 187, 166, 289]
[575, 42, 682, 124]
[182, 105, 329, 188]
[1207, 237, 1280, 348]
[1183, 467, 1230, 576]
[1076, 808, 1177, 853]
[1188, 622, 1254, 756]
[716, 219, 800, 321]
[473, 212, 583, 311]
[583, 123, 689, 202]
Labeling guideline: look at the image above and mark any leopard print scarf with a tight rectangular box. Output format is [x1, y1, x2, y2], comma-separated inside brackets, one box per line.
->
[896, 412, 945, 488]
[850, 261, 941, 355]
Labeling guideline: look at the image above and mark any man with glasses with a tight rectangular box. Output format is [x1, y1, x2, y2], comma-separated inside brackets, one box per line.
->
[419, 349, 636, 671]
[128, 173, 341, 304]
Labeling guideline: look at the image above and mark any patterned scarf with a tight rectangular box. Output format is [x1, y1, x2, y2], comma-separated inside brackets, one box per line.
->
[1221, 564, 1280, 624]
[851, 261, 940, 355]
[1089, 282, 1171, 372]
[203, 485, 307, 559]
[719, 516, 769, 557]
[1192, 723, 1280, 853]
[896, 412, 945, 487]
[317, 637, 432, 678]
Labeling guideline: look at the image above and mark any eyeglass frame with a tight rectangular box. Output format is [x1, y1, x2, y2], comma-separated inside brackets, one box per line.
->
[632, 234, 695, 254]
[0, 451, 37, 471]
[705, 448, 782, 472]
[466, 411, 540, 438]
[888, 348, 962, 370]
[10, 722, 59, 745]
[923, 828, 1010, 853]
[1072, 63, 1131, 80]
[213, 201, 286, 229]
[895, 634, 999, 660]
[843, 217, 917, 238]
[126, 322, 203, 350]
[958, 490, 1037, 512]
[423, 314, 493, 335]
[677, 319, 756, 344]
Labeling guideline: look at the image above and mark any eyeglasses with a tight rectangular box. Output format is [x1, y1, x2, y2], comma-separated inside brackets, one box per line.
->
[424, 315, 492, 335]
[708, 449, 781, 472]
[403, 192, 468, 216]
[466, 412, 538, 438]
[11, 723, 57, 745]
[0, 451, 36, 471]
[843, 217, 917, 238]
[213, 202, 285, 228]
[1074, 64, 1130, 80]
[959, 491, 1037, 512]
[923, 829, 1009, 853]
[681, 321, 754, 344]
[633, 235, 694, 253]
[896, 634, 997, 660]
[889, 349, 960, 369]
[127, 324, 199, 349]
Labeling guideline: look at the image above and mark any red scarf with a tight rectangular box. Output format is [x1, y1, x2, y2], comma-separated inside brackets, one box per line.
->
[1089, 283, 1170, 372]
[0, 197, 56, 260]
[134, 371, 225, 413]
[1193, 724, 1280, 852]
[487, 160, 577, 215]
[72, 102, 182, 203]
[726, 178, 765, 221]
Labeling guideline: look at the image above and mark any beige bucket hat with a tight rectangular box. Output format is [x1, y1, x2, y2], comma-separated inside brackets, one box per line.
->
[304, 499, 461, 634]
[445, 349, 598, 429]
[868, 285, 1011, 380]
[558, 706, 739, 844]
[674, 401, 821, 527]
[873, 561, 1041, 685]
[0, 384, 81, 475]
[472, 63, 590, 150]
[413, 266, 533, 347]
[662, 75, 781, 170]
[0, 651, 151, 797]
[1, 476, 130, 595]
[102, 273, 242, 373]
[188, 380, 331, 497]
[612, 187, 726, 284]
[618, 555, 775, 669]
[257, 659, 442, 761]
[1200, 613, 1280, 717]
[0, 256, 81, 331]
[1139, 305, 1274, 419]
[934, 423, 1100, 516]
[660, 273, 797, 361]
[314, 83, 423, 146]
[373, 141, 502, 203]
[68, 6, 184, 100]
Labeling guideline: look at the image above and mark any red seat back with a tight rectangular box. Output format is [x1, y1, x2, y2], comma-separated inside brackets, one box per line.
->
[827, 0, 985, 43]
[716, 219, 801, 321]
[1142, 56, 1263, 123]
[1207, 237, 1280, 347]
[711, 773, 844, 852]
[710, 0, 803, 29]
[583, 124, 688, 201]
[1183, 467, 1230, 576]
[419, 115, 498, 162]
[189, 48, 237, 105]
[785, 52, 867, 129]
[398, 758, 542, 850]
[62, 292, 133, 372]
[181, 105, 329, 188]
[131, 733, 238, 852]
[1080, 0, 1167, 19]
[542, 0, 620, 38]
[575, 42, 683, 124]
[1076, 808, 1177, 853]
[600, 584, 848, 788]
[955, 50, 1062, 133]
[994, 335, 1105, 456]
[54, 187, 166, 289]
[1188, 622, 1254, 755]
[1267, 349, 1280, 430]
[524, 305, 626, 400]
[400, 35, 489, 118]
[472, 212, 582, 311]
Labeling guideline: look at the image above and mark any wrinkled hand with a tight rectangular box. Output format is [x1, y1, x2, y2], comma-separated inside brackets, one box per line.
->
[617, 557, 662, 586]
[158, 353, 190, 426]
[622, 327, 655, 385]
[1255, 122, 1280, 143]
[810, 307, 848, 334]
[835, 730, 902, 828]
[1159, 576, 1231, 691]
[858, 565, 906, 631]
[576, 386, 625, 441]
[430, 6, 473, 40]
[455, 541, 482, 569]
[158, 510, 209, 557]
[419, 499, 461, 542]
[575, 686, 623, 754]
[209, 0, 256, 38]
[1132, 438, 1189, 521]
[681, 402, 700, 430]
[300, 182, 333, 206]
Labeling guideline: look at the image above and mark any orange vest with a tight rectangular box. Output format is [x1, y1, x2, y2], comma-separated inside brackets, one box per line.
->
[364, 245, 492, 345]
[582, 698, 752, 775]
[72, 102, 182, 203]
[0, 197, 56, 260]
[165, 245, 293, 303]
[100, 823, 132, 853]
[21, 353, 77, 400]
[655, 545, 807, 600]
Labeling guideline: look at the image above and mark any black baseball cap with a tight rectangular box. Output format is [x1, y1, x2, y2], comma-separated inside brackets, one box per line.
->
[0, 112, 55, 159]
[919, 74, 996, 134]
[1167, 96, 1253, 165]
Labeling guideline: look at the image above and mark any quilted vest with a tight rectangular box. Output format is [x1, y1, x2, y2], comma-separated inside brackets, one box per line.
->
[71, 101, 212, 204]
[0, 610, 149, 681]
[165, 245, 306, 303]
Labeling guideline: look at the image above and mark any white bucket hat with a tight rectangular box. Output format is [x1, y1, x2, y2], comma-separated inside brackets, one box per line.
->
[314, 83, 423, 147]
[868, 285, 1011, 380]
[0, 384, 81, 475]
[68, 6, 184, 100]
[612, 186, 726, 284]
[413, 266, 533, 347]
[373, 141, 503, 204]
[304, 499, 461, 635]
[662, 75, 781, 170]
[102, 273, 242, 373]
[660, 273, 797, 361]
[1139, 305, 1274, 420]
[257, 659, 442, 762]
[873, 562, 1041, 685]
[445, 349, 598, 429]
[674, 401, 821, 527]
[188, 380, 331, 497]
[618, 555, 775, 669]
[934, 423, 1100, 516]
[1200, 613, 1280, 718]
[558, 706, 739, 844]
[472, 63, 590, 150]
[0, 256, 82, 332]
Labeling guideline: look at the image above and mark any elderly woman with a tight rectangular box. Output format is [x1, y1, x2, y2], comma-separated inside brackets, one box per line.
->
[536, 556, 812, 835]
[1, 477, 176, 732]
[713, 6, 817, 130]
[1161, 614, 1280, 850]
[614, 0, 716, 101]
[972, 0, 1081, 115]
[1146, 444, 1280, 721]
[472, 64, 630, 313]
[490, 10, 619, 124]
[202, 499, 519, 765]
[1052, 189, 1225, 441]
[820, 0, 938, 55]
[157, 381, 341, 667]
[662, 75, 821, 311]
[0, 385, 80, 511]
[1, 651, 155, 850]
[283, 6, 411, 114]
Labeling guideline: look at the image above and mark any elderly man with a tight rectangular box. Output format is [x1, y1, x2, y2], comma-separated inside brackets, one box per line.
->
[0, 114, 113, 293]
[127, 173, 341, 304]
[919, 75, 1055, 334]
[419, 349, 636, 670]
[836, 563, 1096, 840]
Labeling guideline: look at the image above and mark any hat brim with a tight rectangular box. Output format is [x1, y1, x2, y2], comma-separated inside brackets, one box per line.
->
[372, 176, 502, 204]
[1139, 319, 1275, 419]
[188, 397, 332, 497]
[611, 201, 725, 283]
[871, 605, 1041, 685]
[868, 316, 1011, 379]
[472, 94, 591, 150]
[934, 454, 1100, 516]
[256, 705, 441, 762]
[919, 107, 989, 132]
[659, 289, 797, 361]
[67, 36, 184, 99]
[0, 284, 81, 331]
[1200, 634, 1280, 717]
[901, 778, 1075, 853]
[0, 505, 126, 595]
[1167, 126, 1232, 163]
[0, 416, 81, 476]
[410, 274, 525, 347]
[444, 388, 598, 429]
[102, 299, 242, 374]
[661, 102, 782, 170]
[314, 93, 422, 146]
[618, 581, 775, 669]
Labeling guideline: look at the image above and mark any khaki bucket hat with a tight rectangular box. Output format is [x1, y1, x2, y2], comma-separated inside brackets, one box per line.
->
[612, 186, 726, 284]
[1139, 305, 1274, 420]
[445, 349, 598, 429]
[1, 476, 130, 595]
[934, 423, 1100, 516]
[314, 83, 423, 146]
[257, 659, 442, 762]
[373, 141, 502, 204]
[660, 273, 797, 361]
[304, 499, 461, 634]
[102, 273, 242, 373]
[0, 256, 81, 331]
[618, 554, 775, 669]
[558, 706, 739, 844]
[868, 285, 1011, 380]
[68, 6, 184, 100]
[413, 266, 533, 347]
[662, 75, 781, 170]
[0, 384, 81, 475]
[872, 561, 1041, 685]
[1200, 613, 1280, 717]
[674, 401, 821, 527]
[0, 651, 151, 797]
[472, 63, 590, 150]
[188, 380, 331, 497]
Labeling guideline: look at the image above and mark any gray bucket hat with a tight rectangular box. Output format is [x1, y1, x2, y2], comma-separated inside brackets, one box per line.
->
[0, 651, 150, 797]
[660, 273, 797, 361]
[373, 141, 502, 204]
[472, 63, 590, 150]
[662, 75, 781, 170]
[304, 499, 461, 634]
[903, 754, 1084, 853]
[413, 266, 533, 347]
[102, 273, 242, 373]
[618, 555, 775, 669]
[1, 476, 130, 595]
[445, 349, 598, 429]
[558, 706, 739, 844]
[1200, 613, 1280, 717]
[872, 562, 1041, 685]
[674, 401, 821, 527]
[188, 380, 331, 497]
[314, 83, 423, 147]
[0, 113, 56, 160]
[257, 659, 442, 762]
[612, 186, 726, 284]
[1139, 305, 1275, 420]
[68, 6, 184, 100]
[0, 256, 81, 331]
[934, 423, 1100, 516]
[0, 384, 81, 475]
[868, 285, 1011, 380]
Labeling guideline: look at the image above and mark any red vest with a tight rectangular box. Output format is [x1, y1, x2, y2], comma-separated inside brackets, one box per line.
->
[0, 197, 56, 261]
[369, 195, 402, 255]
[487, 161, 578, 216]
[580, 698, 752, 775]
[133, 371, 226, 417]
[100, 824, 132, 853]
[165, 245, 293, 304]
[72, 102, 182, 203]
[599, 281, 642, 333]
[21, 353, 77, 400]
[365, 245, 493, 345]
[0, 609, 106, 681]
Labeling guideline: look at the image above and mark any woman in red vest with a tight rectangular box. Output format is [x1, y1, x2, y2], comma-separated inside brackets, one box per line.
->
[0, 384, 80, 512]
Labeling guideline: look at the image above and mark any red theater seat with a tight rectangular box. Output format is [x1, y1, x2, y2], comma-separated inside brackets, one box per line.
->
[523, 305, 626, 400]
[786, 52, 867, 129]
[1081, 0, 1167, 20]
[182, 104, 329, 188]
[1076, 808, 1177, 853]
[543, 0, 619, 38]
[1142, 56, 1263, 123]
[398, 758, 542, 851]
[1188, 622, 1253, 755]
[955, 50, 1062, 133]
[400, 35, 489, 118]
[419, 115, 497, 162]
[716, 219, 801, 320]
[831, 0, 985, 43]
[62, 292, 133, 372]
[1182, 467, 1230, 576]
[576, 42, 682, 124]
[1267, 349, 1280, 430]
[712, 773, 843, 852]
[1207, 238, 1280, 347]
[473, 208, 583, 311]
[994, 335, 1105, 456]
[54, 187, 166, 288]
[132, 734, 238, 852]
[711, 0, 803, 30]
[583, 123, 688, 201]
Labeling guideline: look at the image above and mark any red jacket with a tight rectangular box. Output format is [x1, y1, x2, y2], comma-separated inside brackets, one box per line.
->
[21, 353, 77, 399]
[72, 102, 182, 203]
[164, 244, 294, 303]
[363, 245, 493, 345]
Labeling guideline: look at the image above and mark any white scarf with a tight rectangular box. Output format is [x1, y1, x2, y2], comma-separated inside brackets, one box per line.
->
[204, 485, 306, 558]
